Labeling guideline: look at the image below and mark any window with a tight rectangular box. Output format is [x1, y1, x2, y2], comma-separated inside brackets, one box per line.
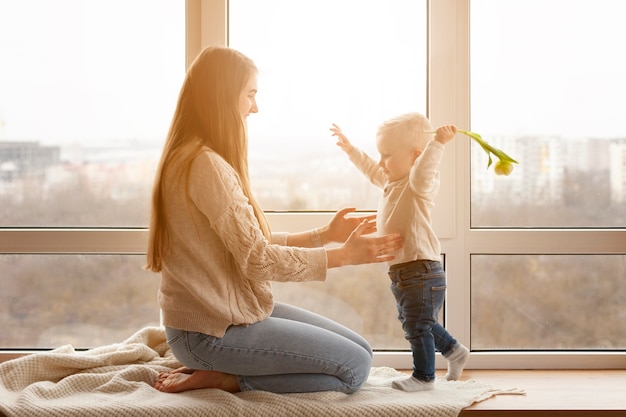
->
[226, 0, 625, 368]
[0, 0, 184, 227]
[0, 0, 184, 348]
[229, 0, 428, 351]
[471, 254, 626, 350]
[468, 0, 626, 356]
[229, 0, 428, 212]
[470, 0, 626, 228]
[2, 0, 624, 369]
[0, 254, 159, 349]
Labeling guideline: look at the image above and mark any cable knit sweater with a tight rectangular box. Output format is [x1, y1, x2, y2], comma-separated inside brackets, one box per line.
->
[348, 140, 445, 265]
[158, 147, 328, 338]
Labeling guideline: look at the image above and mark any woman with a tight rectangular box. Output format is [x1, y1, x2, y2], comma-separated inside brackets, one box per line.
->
[146, 46, 403, 394]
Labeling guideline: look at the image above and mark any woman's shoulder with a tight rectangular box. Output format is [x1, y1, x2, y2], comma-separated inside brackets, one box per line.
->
[193, 146, 232, 172]
[190, 146, 239, 188]
[197, 145, 221, 162]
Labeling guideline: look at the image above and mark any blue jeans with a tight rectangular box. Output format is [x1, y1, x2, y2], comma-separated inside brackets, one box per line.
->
[389, 260, 457, 382]
[165, 303, 372, 393]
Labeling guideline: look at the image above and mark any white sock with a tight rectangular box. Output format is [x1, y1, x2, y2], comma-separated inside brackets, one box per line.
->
[392, 376, 434, 392]
[445, 344, 469, 381]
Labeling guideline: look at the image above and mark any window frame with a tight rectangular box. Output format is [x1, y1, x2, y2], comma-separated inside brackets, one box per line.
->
[1, 0, 624, 369]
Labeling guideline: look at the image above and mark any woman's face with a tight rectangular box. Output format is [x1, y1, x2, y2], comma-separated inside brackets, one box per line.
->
[239, 73, 258, 119]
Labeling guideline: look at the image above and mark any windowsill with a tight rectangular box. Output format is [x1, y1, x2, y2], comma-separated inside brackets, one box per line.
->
[454, 369, 626, 416]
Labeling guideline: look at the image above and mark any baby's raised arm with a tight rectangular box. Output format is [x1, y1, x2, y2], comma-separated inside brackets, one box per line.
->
[329, 123, 354, 154]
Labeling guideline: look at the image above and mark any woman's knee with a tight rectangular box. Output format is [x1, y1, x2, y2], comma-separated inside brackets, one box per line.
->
[343, 347, 372, 393]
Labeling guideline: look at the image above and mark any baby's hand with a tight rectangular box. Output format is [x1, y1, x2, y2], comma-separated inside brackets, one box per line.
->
[330, 123, 354, 154]
[435, 125, 457, 145]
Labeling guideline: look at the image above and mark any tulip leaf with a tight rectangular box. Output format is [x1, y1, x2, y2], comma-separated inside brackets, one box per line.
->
[424, 128, 519, 172]
[458, 129, 519, 166]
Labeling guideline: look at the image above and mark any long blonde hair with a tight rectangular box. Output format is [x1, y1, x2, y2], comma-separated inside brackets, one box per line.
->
[146, 46, 270, 272]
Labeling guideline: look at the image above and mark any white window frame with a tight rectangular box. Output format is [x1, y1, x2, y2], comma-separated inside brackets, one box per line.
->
[1, 0, 624, 369]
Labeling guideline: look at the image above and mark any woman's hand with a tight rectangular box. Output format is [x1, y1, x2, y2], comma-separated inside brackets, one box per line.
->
[286, 208, 375, 248]
[321, 207, 376, 244]
[326, 219, 403, 268]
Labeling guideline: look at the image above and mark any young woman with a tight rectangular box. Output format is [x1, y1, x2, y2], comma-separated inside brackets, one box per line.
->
[146, 46, 403, 394]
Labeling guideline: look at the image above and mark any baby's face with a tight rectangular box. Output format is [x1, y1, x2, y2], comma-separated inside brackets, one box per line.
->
[376, 135, 419, 181]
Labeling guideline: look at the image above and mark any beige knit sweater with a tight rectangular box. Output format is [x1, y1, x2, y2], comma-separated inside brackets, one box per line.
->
[158, 148, 328, 337]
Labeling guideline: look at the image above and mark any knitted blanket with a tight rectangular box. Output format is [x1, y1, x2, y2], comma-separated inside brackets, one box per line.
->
[0, 327, 515, 417]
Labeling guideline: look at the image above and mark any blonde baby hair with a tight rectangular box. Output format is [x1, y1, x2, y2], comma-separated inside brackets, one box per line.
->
[377, 112, 434, 151]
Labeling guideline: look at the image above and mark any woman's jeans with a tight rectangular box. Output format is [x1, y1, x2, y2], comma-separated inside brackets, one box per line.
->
[165, 303, 372, 393]
[389, 260, 457, 382]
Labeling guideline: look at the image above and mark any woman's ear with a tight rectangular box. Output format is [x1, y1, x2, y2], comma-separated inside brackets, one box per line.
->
[411, 148, 422, 163]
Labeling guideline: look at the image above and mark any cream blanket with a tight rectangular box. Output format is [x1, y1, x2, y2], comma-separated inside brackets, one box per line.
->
[0, 327, 516, 417]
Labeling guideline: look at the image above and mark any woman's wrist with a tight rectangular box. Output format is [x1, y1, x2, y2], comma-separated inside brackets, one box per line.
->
[310, 225, 331, 247]
[310, 228, 323, 247]
[325, 247, 348, 268]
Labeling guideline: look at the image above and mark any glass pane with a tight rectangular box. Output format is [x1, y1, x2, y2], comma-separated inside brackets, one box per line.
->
[229, 0, 428, 351]
[470, 0, 626, 228]
[229, 0, 427, 211]
[471, 254, 626, 350]
[273, 260, 444, 350]
[0, 255, 160, 349]
[273, 263, 407, 349]
[0, 0, 185, 227]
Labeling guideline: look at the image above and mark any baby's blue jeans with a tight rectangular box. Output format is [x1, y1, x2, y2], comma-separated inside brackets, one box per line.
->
[165, 302, 372, 393]
[388, 259, 458, 382]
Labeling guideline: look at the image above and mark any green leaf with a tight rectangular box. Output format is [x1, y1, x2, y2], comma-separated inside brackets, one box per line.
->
[458, 129, 519, 165]
[424, 128, 520, 170]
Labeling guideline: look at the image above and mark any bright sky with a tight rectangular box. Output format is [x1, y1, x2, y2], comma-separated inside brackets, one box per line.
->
[0, 0, 184, 143]
[233, 0, 626, 142]
[1, 0, 625, 146]
[471, 0, 626, 138]
[230, 0, 428, 151]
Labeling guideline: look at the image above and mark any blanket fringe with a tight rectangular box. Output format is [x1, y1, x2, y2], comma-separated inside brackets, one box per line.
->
[472, 386, 526, 404]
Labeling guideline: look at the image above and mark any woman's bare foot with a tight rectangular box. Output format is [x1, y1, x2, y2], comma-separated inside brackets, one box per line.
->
[168, 366, 194, 375]
[154, 366, 240, 393]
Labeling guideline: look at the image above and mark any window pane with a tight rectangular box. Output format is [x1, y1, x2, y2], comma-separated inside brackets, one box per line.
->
[471, 254, 626, 350]
[273, 260, 444, 350]
[229, 0, 427, 211]
[0, 254, 160, 349]
[470, 0, 626, 228]
[273, 263, 408, 349]
[0, 0, 184, 227]
[229, 0, 427, 351]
